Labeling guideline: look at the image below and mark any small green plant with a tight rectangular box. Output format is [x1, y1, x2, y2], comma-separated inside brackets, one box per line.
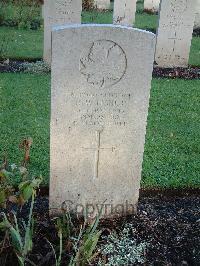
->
[47, 213, 74, 266]
[0, 138, 43, 265]
[46, 232, 63, 266]
[55, 213, 74, 241]
[98, 223, 147, 265]
[0, 155, 14, 208]
[0, 175, 42, 266]
[69, 215, 102, 266]
[46, 212, 102, 266]
[0, 162, 42, 207]
[0, 137, 34, 207]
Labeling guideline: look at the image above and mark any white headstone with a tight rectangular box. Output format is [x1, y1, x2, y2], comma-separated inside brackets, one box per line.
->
[113, 0, 137, 26]
[144, 0, 200, 29]
[144, 0, 160, 13]
[194, 0, 200, 29]
[43, 0, 82, 64]
[50, 24, 155, 218]
[155, 0, 196, 68]
[93, 0, 110, 9]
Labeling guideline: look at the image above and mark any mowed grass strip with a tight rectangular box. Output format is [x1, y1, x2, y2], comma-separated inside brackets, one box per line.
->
[0, 12, 199, 65]
[0, 73, 199, 187]
[0, 73, 50, 184]
[0, 26, 43, 60]
[0, 26, 199, 66]
[143, 78, 200, 188]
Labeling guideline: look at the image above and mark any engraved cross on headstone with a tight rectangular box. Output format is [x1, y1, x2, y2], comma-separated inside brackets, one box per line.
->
[83, 130, 115, 179]
[168, 31, 182, 52]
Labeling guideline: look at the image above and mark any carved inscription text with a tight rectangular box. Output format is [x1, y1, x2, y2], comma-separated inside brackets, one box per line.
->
[70, 92, 131, 127]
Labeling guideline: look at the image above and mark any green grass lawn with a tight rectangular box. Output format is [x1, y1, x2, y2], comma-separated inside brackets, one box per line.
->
[189, 37, 200, 67]
[82, 10, 159, 30]
[0, 26, 43, 60]
[0, 73, 199, 188]
[0, 73, 50, 184]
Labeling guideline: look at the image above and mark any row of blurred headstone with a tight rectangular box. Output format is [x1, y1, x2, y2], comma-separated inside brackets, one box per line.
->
[93, 0, 200, 29]
[43, 0, 199, 68]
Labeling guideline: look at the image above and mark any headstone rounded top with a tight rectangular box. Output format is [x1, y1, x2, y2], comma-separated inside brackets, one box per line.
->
[79, 40, 127, 88]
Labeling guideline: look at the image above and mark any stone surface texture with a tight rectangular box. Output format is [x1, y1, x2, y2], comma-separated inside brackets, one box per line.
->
[144, 0, 160, 12]
[194, 0, 200, 29]
[50, 25, 155, 218]
[43, 0, 82, 64]
[113, 0, 137, 26]
[155, 0, 196, 68]
[93, 0, 110, 9]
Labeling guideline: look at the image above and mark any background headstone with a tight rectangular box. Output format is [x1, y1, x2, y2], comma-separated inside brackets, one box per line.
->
[43, 0, 82, 64]
[155, 0, 196, 68]
[113, 0, 137, 26]
[194, 0, 200, 29]
[144, 0, 160, 13]
[93, 0, 110, 9]
[50, 24, 155, 218]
